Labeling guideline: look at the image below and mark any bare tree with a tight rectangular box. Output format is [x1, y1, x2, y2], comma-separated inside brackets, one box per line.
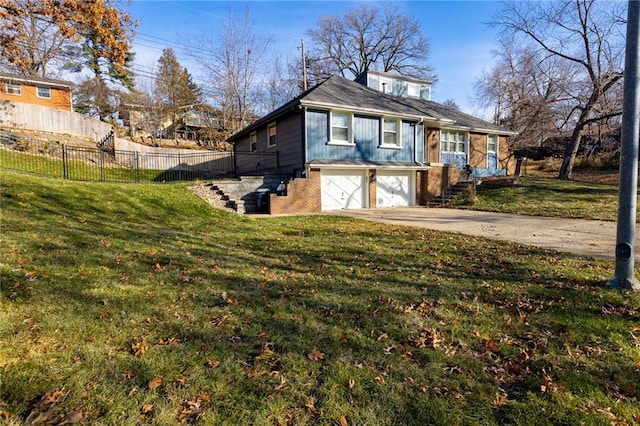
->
[260, 52, 300, 114]
[191, 7, 273, 134]
[491, 0, 625, 179]
[307, 5, 435, 80]
[474, 38, 574, 153]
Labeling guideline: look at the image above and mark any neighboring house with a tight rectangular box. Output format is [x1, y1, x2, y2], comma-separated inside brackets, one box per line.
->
[227, 70, 514, 214]
[0, 73, 73, 111]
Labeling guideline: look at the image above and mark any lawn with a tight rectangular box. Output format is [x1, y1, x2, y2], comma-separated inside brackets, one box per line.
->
[1, 170, 639, 425]
[455, 177, 627, 222]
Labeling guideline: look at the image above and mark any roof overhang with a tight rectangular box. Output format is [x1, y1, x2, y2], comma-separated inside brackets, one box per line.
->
[300, 100, 437, 122]
[308, 159, 429, 171]
[0, 74, 73, 90]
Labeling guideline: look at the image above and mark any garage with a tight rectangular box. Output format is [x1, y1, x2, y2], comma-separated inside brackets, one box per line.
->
[321, 169, 366, 210]
[376, 170, 414, 208]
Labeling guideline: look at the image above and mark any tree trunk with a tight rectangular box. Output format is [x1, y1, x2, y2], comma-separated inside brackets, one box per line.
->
[558, 125, 584, 179]
[558, 89, 599, 179]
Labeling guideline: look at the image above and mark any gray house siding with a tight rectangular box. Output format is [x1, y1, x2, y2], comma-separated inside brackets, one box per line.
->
[305, 109, 420, 163]
[232, 111, 303, 175]
[273, 112, 304, 175]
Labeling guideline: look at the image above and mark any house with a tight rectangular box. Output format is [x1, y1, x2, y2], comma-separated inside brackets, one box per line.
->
[227, 70, 514, 214]
[0, 73, 73, 111]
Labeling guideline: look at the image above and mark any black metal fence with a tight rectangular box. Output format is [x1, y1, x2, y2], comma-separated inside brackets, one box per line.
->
[0, 135, 279, 183]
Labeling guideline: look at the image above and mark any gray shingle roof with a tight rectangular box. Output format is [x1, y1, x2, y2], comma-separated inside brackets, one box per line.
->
[228, 75, 509, 141]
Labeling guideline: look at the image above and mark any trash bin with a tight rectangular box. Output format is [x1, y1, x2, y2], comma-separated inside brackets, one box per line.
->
[256, 188, 270, 213]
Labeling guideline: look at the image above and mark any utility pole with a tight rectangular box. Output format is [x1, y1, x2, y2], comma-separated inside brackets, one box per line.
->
[609, 0, 640, 291]
[301, 39, 308, 91]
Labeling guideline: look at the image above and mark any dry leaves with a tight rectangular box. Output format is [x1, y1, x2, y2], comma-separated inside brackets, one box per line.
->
[204, 359, 221, 368]
[139, 403, 154, 420]
[25, 389, 83, 425]
[307, 349, 325, 362]
[148, 375, 163, 391]
[177, 395, 207, 423]
[130, 337, 148, 358]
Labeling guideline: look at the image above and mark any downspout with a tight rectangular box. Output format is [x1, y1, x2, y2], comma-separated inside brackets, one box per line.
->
[414, 118, 424, 166]
[301, 106, 307, 177]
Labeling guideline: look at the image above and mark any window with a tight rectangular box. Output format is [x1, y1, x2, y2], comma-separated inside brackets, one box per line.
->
[407, 82, 420, 98]
[267, 122, 277, 147]
[249, 132, 257, 152]
[487, 134, 498, 153]
[36, 86, 51, 99]
[440, 130, 468, 164]
[331, 112, 349, 142]
[441, 130, 467, 153]
[381, 118, 401, 148]
[5, 83, 21, 95]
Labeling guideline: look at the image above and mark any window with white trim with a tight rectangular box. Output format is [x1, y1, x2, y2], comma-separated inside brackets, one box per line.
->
[267, 122, 277, 147]
[36, 86, 51, 99]
[5, 83, 21, 95]
[381, 118, 401, 148]
[487, 134, 498, 153]
[331, 112, 349, 141]
[440, 130, 468, 161]
[249, 131, 257, 152]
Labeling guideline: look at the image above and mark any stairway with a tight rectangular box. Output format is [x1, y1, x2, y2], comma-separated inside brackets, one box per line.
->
[208, 175, 290, 214]
[427, 180, 474, 207]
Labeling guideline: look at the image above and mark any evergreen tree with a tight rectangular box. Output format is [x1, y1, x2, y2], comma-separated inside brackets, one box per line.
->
[153, 48, 202, 138]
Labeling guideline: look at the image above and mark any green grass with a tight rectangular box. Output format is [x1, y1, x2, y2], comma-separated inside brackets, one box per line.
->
[0, 149, 214, 183]
[1, 170, 639, 425]
[454, 177, 626, 221]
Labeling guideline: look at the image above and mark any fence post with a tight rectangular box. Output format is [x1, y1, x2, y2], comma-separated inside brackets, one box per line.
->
[100, 149, 105, 182]
[178, 153, 182, 181]
[62, 144, 68, 179]
[135, 151, 140, 183]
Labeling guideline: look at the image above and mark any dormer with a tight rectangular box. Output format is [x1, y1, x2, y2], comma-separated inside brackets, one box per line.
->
[355, 69, 432, 101]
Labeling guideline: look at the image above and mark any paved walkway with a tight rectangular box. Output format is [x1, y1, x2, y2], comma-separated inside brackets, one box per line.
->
[335, 207, 639, 261]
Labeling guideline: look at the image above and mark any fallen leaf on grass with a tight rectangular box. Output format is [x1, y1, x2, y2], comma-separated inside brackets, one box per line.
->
[139, 404, 154, 419]
[340, 415, 348, 426]
[130, 337, 148, 358]
[221, 291, 238, 306]
[148, 376, 163, 391]
[178, 397, 205, 423]
[204, 359, 220, 368]
[304, 400, 316, 413]
[254, 342, 275, 362]
[308, 349, 324, 362]
[64, 409, 84, 423]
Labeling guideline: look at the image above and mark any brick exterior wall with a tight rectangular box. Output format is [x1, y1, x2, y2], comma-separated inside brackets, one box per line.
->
[368, 170, 377, 208]
[269, 168, 322, 214]
[469, 133, 487, 168]
[416, 170, 428, 206]
[0, 82, 71, 111]
[423, 165, 465, 200]
[425, 128, 440, 163]
[499, 135, 515, 174]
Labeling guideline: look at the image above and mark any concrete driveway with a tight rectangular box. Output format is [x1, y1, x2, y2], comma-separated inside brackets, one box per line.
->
[335, 207, 639, 261]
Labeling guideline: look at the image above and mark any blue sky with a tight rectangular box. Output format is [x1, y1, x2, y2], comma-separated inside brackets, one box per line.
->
[128, 1, 502, 116]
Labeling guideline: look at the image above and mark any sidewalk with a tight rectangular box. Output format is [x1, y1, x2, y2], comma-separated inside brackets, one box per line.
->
[335, 207, 638, 261]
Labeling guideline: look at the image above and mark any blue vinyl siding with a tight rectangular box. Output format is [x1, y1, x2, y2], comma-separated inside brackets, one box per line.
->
[306, 109, 419, 163]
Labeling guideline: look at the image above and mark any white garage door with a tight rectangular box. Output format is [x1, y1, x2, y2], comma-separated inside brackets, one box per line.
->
[376, 170, 414, 208]
[321, 169, 366, 211]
